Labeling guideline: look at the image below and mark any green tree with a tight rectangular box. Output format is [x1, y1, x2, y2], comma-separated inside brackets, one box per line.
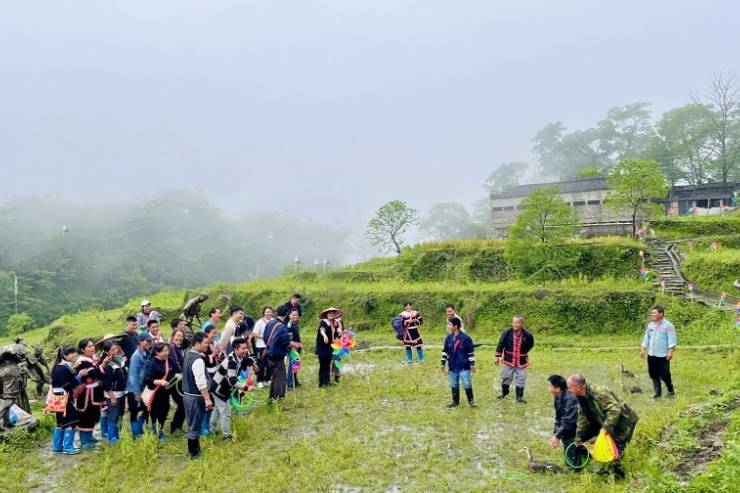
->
[366, 200, 419, 254]
[509, 186, 581, 244]
[506, 187, 581, 279]
[484, 162, 527, 194]
[596, 102, 655, 163]
[533, 123, 603, 179]
[652, 103, 714, 185]
[575, 166, 602, 178]
[420, 202, 474, 241]
[6, 312, 34, 337]
[606, 159, 668, 235]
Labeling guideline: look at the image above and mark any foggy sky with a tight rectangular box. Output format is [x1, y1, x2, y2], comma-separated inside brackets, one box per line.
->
[1, 1, 738, 226]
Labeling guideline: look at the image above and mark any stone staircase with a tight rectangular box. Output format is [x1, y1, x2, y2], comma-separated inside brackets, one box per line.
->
[647, 239, 686, 295]
[647, 238, 739, 311]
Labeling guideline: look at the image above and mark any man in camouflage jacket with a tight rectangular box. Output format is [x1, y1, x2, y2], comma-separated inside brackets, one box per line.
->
[567, 373, 639, 478]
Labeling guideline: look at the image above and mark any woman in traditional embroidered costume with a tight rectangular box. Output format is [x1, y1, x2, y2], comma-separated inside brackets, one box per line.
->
[49, 346, 83, 454]
[399, 302, 424, 363]
[74, 338, 106, 449]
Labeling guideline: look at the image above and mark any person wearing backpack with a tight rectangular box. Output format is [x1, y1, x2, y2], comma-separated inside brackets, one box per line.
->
[399, 302, 424, 364]
[263, 305, 294, 401]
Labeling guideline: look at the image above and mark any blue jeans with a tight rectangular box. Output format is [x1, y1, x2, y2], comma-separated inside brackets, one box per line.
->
[448, 370, 472, 389]
[105, 396, 124, 424]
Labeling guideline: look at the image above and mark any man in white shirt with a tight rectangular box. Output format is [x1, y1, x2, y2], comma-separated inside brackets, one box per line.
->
[182, 332, 214, 459]
[219, 306, 244, 355]
[445, 304, 465, 333]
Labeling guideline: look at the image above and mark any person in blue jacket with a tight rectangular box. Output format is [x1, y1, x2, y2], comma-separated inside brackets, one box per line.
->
[441, 317, 476, 408]
[125, 333, 152, 438]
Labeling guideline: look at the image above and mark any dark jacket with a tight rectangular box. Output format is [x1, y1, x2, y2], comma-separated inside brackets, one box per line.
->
[102, 360, 128, 394]
[50, 362, 81, 424]
[315, 319, 340, 357]
[287, 321, 302, 344]
[553, 390, 579, 440]
[120, 331, 139, 368]
[576, 384, 639, 447]
[143, 356, 172, 390]
[264, 319, 291, 360]
[51, 362, 81, 392]
[495, 327, 534, 367]
[168, 343, 185, 374]
[441, 332, 475, 372]
[280, 301, 303, 317]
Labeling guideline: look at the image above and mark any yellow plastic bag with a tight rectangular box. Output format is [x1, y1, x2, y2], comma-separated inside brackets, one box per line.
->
[592, 429, 620, 462]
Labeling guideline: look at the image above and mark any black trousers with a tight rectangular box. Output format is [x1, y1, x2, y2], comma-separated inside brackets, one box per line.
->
[647, 355, 674, 391]
[149, 390, 170, 430]
[268, 358, 287, 400]
[170, 387, 186, 432]
[318, 355, 332, 387]
[257, 349, 271, 382]
[561, 435, 577, 469]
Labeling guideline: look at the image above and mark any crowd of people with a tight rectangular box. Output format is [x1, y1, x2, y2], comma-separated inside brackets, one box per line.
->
[47, 294, 316, 458]
[45, 292, 677, 478]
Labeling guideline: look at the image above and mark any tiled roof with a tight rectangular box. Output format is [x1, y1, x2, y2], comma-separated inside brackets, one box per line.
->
[489, 177, 608, 199]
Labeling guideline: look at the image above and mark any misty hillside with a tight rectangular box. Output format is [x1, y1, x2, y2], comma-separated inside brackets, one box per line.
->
[0, 193, 351, 335]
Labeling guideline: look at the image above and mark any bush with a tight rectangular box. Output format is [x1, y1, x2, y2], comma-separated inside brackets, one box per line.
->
[686, 234, 740, 250]
[5, 312, 35, 337]
[682, 250, 740, 294]
[469, 250, 509, 281]
[222, 282, 656, 338]
[651, 215, 740, 237]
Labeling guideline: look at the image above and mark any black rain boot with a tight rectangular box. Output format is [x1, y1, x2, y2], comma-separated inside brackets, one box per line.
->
[652, 378, 662, 399]
[664, 377, 675, 398]
[464, 388, 476, 408]
[497, 384, 510, 400]
[188, 438, 201, 459]
[515, 386, 526, 403]
[447, 387, 460, 408]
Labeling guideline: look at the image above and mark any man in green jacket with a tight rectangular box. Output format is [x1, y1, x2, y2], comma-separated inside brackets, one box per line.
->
[567, 373, 639, 479]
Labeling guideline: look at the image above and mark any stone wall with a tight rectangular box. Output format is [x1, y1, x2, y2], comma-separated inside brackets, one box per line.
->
[491, 189, 634, 238]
